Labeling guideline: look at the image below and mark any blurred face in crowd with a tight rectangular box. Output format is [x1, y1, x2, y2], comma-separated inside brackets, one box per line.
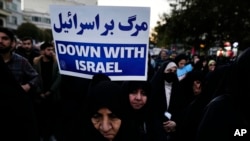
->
[0, 32, 13, 54]
[193, 80, 202, 95]
[22, 39, 33, 52]
[91, 108, 122, 141]
[129, 88, 147, 110]
[43, 46, 54, 59]
[160, 51, 168, 60]
[170, 52, 177, 59]
[178, 59, 186, 69]
[164, 63, 178, 83]
[202, 60, 207, 68]
[193, 56, 199, 64]
[164, 65, 177, 74]
[208, 63, 216, 72]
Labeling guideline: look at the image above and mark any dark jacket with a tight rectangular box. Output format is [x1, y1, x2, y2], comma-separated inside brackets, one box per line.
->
[196, 48, 250, 141]
[15, 47, 40, 65]
[150, 61, 184, 141]
[33, 55, 61, 101]
[0, 56, 39, 141]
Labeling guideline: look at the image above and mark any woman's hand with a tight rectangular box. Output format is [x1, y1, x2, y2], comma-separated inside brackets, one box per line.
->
[163, 120, 176, 133]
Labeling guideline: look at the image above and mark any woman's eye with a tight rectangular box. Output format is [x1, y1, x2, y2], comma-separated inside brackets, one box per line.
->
[91, 115, 101, 123]
[92, 114, 101, 119]
[140, 90, 146, 96]
[109, 114, 119, 120]
[131, 90, 137, 94]
[1, 36, 9, 40]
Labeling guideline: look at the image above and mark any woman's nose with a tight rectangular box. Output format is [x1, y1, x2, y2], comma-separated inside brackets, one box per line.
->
[135, 93, 142, 100]
[100, 118, 111, 132]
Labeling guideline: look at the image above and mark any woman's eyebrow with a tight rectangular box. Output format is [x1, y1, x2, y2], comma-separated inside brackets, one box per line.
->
[93, 113, 101, 116]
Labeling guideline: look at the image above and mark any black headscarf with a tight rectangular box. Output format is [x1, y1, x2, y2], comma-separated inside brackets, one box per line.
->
[150, 60, 181, 121]
[122, 81, 151, 99]
[195, 48, 250, 141]
[174, 53, 188, 67]
[87, 73, 111, 96]
[121, 81, 154, 141]
[86, 81, 125, 119]
[71, 80, 131, 141]
[122, 80, 152, 117]
[229, 47, 250, 120]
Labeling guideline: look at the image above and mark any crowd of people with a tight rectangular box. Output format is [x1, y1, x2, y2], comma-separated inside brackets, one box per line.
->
[1, 27, 249, 141]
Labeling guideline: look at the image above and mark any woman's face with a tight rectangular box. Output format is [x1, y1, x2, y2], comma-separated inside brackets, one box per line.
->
[160, 51, 168, 60]
[208, 63, 215, 71]
[208, 63, 216, 71]
[129, 88, 147, 110]
[91, 108, 122, 141]
[178, 59, 187, 69]
[193, 80, 202, 95]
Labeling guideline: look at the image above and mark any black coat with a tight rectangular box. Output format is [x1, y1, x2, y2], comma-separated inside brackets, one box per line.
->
[150, 61, 185, 141]
[0, 56, 39, 141]
[196, 95, 249, 141]
[196, 48, 250, 141]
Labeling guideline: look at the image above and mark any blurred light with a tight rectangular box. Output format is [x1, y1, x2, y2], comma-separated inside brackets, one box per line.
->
[224, 41, 231, 47]
[233, 42, 239, 48]
[200, 44, 205, 48]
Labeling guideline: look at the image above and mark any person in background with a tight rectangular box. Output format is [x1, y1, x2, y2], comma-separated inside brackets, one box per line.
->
[175, 53, 193, 81]
[207, 59, 216, 72]
[176, 70, 205, 141]
[196, 47, 250, 141]
[122, 81, 154, 141]
[0, 27, 40, 141]
[169, 51, 178, 60]
[155, 49, 169, 71]
[15, 36, 40, 65]
[0, 27, 39, 97]
[33, 42, 61, 141]
[191, 54, 200, 65]
[216, 47, 225, 57]
[150, 61, 184, 141]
